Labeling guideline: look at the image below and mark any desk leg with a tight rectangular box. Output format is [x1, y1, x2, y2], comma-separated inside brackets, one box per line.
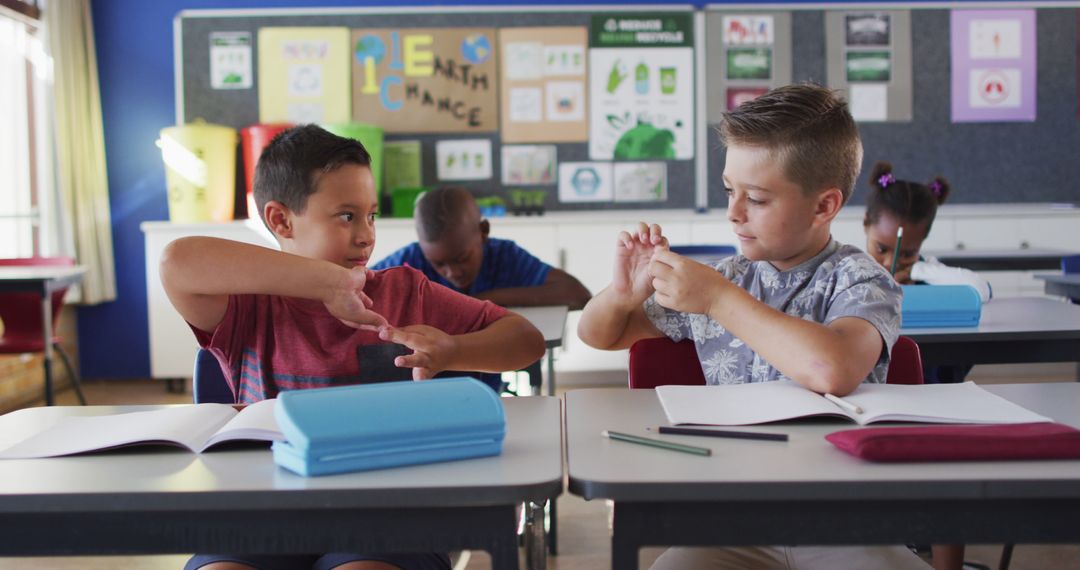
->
[490, 518, 522, 570]
[545, 349, 555, 397]
[611, 504, 641, 570]
[40, 293, 54, 406]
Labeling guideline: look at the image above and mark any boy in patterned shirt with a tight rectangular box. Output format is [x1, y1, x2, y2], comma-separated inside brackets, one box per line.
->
[162, 125, 544, 570]
[578, 84, 926, 569]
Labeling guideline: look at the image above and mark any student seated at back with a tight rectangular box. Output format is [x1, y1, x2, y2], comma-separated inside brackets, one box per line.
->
[862, 161, 991, 385]
[578, 83, 928, 570]
[371, 186, 591, 310]
[161, 125, 545, 570]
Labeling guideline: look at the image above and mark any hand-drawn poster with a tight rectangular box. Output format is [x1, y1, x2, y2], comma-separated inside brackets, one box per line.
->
[613, 162, 667, 202]
[589, 13, 695, 160]
[210, 32, 252, 90]
[499, 27, 589, 143]
[951, 10, 1035, 122]
[825, 11, 913, 123]
[351, 28, 498, 133]
[258, 27, 351, 124]
[558, 162, 613, 203]
[435, 139, 492, 181]
[501, 145, 557, 185]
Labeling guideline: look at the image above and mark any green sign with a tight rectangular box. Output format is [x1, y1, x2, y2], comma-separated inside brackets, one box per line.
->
[590, 13, 693, 48]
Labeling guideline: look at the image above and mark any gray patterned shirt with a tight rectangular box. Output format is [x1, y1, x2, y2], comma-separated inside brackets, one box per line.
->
[644, 239, 902, 385]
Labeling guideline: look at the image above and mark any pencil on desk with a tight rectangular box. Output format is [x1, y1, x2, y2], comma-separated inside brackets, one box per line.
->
[602, 430, 711, 456]
[824, 393, 863, 415]
[890, 226, 904, 276]
[657, 426, 788, 442]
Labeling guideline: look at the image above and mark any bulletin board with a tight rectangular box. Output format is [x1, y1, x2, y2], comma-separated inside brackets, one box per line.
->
[175, 6, 699, 213]
[705, 5, 1080, 207]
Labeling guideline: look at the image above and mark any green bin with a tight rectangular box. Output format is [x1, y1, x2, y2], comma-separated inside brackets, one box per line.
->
[391, 187, 428, 218]
[322, 122, 384, 195]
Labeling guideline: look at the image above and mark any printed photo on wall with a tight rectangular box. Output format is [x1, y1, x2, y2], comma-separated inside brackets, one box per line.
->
[613, 162, 667, 203]
[846, 51, 891, 82]
[726, 48, 772, 80]
[558, 162, 613, 203]
[435, 139, 493, 181]
[726, 87, 769, 111]
[845, 13, 891, 46]
[722, 15, 774, 46]
[501, 145, 557, 185]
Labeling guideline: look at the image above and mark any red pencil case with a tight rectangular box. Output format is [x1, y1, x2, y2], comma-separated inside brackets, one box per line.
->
[825, 422, 1080, 462]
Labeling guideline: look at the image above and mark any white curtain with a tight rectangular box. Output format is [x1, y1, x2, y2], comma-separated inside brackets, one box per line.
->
[0, 14, 41, 258]
[44, 0, 116, 304]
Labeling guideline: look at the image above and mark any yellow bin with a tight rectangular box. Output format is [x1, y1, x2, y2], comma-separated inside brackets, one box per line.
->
[158, 121, 238, 223]
[323, 122, 384, 196]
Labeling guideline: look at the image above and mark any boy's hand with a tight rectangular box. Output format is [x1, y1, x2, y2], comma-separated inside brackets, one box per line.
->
[649, 249, 729, 315]
[612, 222, 668, 306]
[892, 264, 913, 285]
[379, 325, 458, 381]
[325, 267, 389, 331]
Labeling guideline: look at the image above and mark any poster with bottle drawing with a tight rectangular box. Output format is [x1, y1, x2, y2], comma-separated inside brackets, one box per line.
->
[435, 139, 492, 181]
[258, 27, 351, 124]
[588, 13, 695, 161]
[498, 27, 589, 143]
[613, 162, 667, 202]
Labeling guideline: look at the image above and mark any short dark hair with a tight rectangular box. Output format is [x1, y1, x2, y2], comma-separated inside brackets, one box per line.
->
[864, 161, 951, 239]
[414, 186, 478, 242]
[719, 83, 863, 202]
[252, 124, 371, 222]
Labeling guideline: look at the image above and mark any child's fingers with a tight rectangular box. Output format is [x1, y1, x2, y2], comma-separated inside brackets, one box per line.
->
[636, 221, 650, 243]
[380, 326, 430, 351]
[648, 257, 675, 278]
[648, 224, 664, 244]
[395, 352, 430, 369]
[412, 367, 434, 381]
[359, 291, 375, 308]
[617, 230, 635, 249]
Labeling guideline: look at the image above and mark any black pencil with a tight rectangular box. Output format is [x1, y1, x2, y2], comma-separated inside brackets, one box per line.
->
[658, 426, 789, 442]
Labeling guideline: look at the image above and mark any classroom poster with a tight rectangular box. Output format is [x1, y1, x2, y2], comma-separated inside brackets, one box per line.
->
[351, 28, 498, 133]
[706, 12, 793, 121]
[498, 27, 589, 143]
[383, 141, 423, 193]
[588, 13, 695, 160]
[210, 32, 252, 90]
[258, 28, 351, 124]
[613, 162, 667, 202]
[825, 11, 913, 122]
[950, 10, 1036, 122]
[435, 139, 492, 181]
[558, 162, 613, 203]
[501, 145, 557, 185]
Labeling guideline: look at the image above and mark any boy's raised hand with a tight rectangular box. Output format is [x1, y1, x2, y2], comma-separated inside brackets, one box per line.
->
[324, 267, 389, 331]
[649, 249, 728, 315]
[612, 222, 668, 305]
[378, 325, 457, 381]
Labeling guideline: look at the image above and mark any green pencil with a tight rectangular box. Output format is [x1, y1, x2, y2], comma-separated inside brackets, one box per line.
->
[890, 226, 904, 276]
[602, 430, 712, 456]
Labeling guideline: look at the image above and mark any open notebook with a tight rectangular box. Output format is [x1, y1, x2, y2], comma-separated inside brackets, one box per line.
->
[0, 399, 283, 459]
[656, 381, 1051, 426]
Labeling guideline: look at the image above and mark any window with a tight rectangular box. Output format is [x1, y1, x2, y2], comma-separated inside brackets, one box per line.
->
[0, 5, 51, 259]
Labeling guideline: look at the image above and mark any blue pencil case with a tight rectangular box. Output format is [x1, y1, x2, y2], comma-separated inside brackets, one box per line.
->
[271, 377, 506, 476]
[901, 285, 982, 328]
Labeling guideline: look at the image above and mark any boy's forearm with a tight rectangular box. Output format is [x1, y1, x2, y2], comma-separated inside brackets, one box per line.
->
[707, 285, 870, 395]
[577, 286, 641, 350]
[446, 314, 546, 373]
[161, 237, 344, 302]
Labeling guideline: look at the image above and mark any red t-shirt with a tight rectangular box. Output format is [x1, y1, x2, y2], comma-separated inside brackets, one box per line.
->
[191, 266, 509, 403]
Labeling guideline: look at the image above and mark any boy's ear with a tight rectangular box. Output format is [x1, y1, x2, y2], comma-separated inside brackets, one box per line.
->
[479, 218, 491, 239]
[813, 187, 844, 225]
[264, 200, 294, 239]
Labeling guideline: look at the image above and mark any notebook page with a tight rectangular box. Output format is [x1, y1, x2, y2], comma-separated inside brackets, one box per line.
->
[203, 398, 284, 450]
[843, 382, 1052, 425]
[657, 381, 849, 426]
[0, 405, 238, 459]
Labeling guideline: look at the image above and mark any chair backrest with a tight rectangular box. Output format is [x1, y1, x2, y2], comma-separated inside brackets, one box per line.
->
[0, 257, 75, 344]
[628, 337, 706, 389]
[193, 348, 235, 403]
[886, 336, 924, 385]
[1062, 254, 1080, 274]
[629, 335, 925, 388]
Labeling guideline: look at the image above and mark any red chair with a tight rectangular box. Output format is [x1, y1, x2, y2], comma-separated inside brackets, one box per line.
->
[0, 257, 86, 405]
[628, 335, 923, 388]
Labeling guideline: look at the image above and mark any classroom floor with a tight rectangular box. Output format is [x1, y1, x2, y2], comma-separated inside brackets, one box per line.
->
[2, 370, 1079, 569]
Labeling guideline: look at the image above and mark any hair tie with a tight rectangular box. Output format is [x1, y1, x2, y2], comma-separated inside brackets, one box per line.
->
[929, 180, 943, 197]
[877, 173, 895, 188]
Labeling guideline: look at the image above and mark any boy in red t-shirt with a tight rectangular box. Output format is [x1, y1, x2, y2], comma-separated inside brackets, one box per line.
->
[161, 124, 545, 570]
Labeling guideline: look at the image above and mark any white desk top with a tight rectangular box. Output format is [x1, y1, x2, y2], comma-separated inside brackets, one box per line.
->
[0, 266, 86, 281]
[512, 305, 567, 348]
[0, 396, 563, 514]
[566, 384, 1080, 502]
[902, 297, 1080, 341]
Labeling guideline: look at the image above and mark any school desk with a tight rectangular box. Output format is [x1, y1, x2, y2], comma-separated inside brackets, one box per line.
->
[0, 396, 562, 570]
[0, 265, 86, 406]
[566, 385, 1080, 570]
[924, 248, 1078, 272]
[1036, 273, 1080, 301]
[511, 305, 568, 397]
[902, 297, 1080, 368]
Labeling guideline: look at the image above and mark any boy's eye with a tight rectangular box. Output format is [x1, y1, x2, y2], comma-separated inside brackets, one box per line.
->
[747, 196, 766, 206]
[338, 212, 354, 222]
[723, 187, 734, 195]
[368, 213, 377, 223]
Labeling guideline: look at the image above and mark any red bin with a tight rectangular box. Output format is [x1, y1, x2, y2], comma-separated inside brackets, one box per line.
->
[240, 123, 292, 219]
